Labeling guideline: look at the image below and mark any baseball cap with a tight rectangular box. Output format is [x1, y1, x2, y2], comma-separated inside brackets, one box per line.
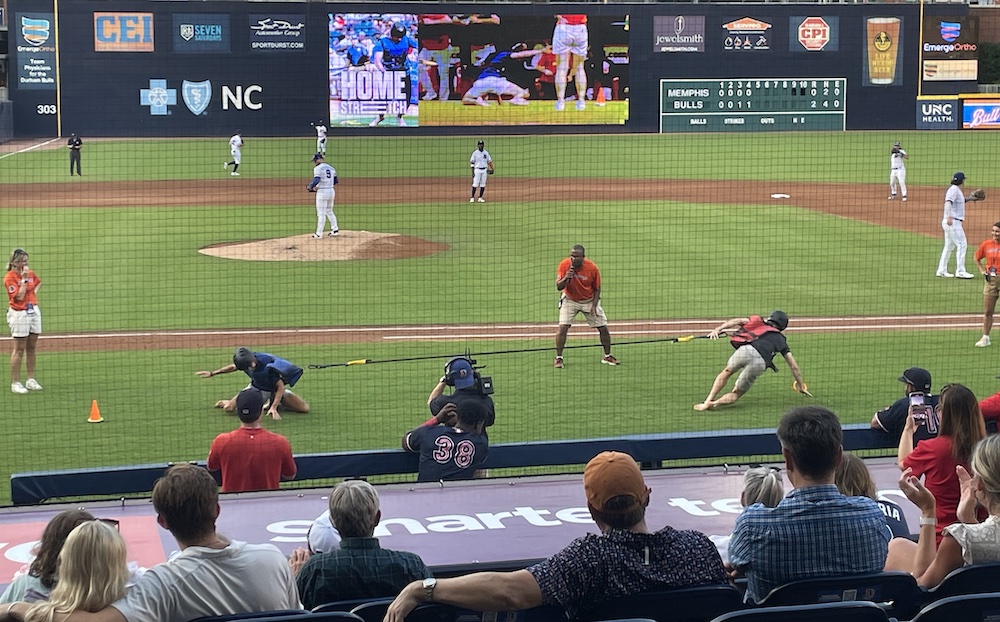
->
[306, 510, 342, 554]
[953, 172, 966, 183]
[312, 153, 324, 162]
[899, 367, 932, 393]
[235, 388, 264, 423]
[447, 358, 476, 390]
[583, 451, 650, 514]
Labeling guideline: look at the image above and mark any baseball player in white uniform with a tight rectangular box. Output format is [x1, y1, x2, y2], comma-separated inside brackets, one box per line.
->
[307, 153, 339, 238]
[314, 122, 328, 155]
[889, 141, 908, 201]
[224, 131, 243, 176]
[552, 14, 589, 111]
[937, 172, 977, 279]
[469, 140, 494, 203]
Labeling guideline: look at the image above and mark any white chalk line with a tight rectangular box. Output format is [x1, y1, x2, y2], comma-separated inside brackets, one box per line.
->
[0, 138, 61, 161]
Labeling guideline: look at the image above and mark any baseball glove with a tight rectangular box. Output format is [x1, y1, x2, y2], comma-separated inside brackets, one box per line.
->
[792, 380, 814, 398]
[488, 169, 495, 175]
[971, 188, 987, 201]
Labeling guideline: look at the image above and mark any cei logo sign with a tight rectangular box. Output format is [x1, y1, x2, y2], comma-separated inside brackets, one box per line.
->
[94, 13, 154, 52]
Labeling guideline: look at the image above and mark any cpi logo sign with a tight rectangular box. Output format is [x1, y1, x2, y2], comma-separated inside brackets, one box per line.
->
[798, 17, 830, 51]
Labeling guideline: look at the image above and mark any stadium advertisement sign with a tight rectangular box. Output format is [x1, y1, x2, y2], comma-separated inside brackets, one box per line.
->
[93, 12, 154, 52]
[329, 13, 629, 128]
[863, 16, 903, 86]
[653, 16, 705, 53]
[963, 100, 1000, 130]
[923, 16, 978, 60]
[14, 13, 55, 90]
[172, 13, 231, 54]
[789, 16, 839, 53]
[915, 99, 957, 130]
[249, 14, 306, 52]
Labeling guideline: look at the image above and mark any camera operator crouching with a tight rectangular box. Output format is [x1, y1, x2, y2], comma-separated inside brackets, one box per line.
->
[424, 357, 496, 433]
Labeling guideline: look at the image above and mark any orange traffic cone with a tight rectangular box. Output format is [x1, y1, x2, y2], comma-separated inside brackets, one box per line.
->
[596, 87, 607, 106]
[88, 400, 104, 423]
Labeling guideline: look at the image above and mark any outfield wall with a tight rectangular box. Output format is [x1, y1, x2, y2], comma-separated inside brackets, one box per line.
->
[6, 1, 977, 137]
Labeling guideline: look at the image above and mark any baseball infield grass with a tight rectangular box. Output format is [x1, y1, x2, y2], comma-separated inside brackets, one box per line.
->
[0, 130, 996, 505]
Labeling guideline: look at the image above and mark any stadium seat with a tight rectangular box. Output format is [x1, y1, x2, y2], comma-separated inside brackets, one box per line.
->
[224, 614, 365, 622]
[430, 558, 546, 579]
[350, 602, 563, 622]
[710, 601, 889, 622]
[314, 599, 391, 614]
[189, 610, 310, 622]
[755, 571, 923, 620]
[578, 585, 745, 622]
[923, 562, 1000, 599]
[908, 593, 1000, 622]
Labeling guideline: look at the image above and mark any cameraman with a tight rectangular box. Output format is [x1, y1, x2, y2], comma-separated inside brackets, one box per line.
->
[870, 367, 939, 448]
[423, 357, 495, 431]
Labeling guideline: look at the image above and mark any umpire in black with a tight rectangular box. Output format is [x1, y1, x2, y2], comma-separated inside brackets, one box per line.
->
[67, 133, 82, 176]
[424, 357, 495, 429]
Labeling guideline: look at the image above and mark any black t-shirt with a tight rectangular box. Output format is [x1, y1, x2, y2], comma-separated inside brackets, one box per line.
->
[429, 388, 495, 427]
[878, 498, 911, 538]
[405, 425, 489, 482]
[873, 394, 940, 447]
[749, 331, 790, 370]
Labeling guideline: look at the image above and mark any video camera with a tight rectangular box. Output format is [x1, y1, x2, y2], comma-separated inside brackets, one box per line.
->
[444, 355, 494, 396]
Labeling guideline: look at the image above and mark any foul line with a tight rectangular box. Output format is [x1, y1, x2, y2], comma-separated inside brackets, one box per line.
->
[0, 138, 61, 161]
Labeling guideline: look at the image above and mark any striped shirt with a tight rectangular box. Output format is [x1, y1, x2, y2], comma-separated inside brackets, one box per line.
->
[729, 484, 890, 603]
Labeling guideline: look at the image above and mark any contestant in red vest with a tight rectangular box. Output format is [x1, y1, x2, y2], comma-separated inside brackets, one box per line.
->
[693, 310, 809, 411]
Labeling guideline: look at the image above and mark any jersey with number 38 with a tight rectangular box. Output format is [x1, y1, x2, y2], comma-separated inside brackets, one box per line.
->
[312, 163, 337, 190]
[407, 425, 488, 482]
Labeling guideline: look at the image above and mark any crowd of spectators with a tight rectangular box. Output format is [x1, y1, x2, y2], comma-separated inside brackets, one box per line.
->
[8, 377, 1000, 622]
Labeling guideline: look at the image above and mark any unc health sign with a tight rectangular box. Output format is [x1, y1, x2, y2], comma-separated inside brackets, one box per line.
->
[653, 16, 705, 53]
[15, 13, 55, 90]
[173, 14, 230, 53]
[916, 99, 957, 130]
[249, 14, 306, 51]
[790, 16, 839, 52]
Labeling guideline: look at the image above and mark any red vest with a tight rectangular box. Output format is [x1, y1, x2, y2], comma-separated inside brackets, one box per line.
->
[730, 316, 779, 350]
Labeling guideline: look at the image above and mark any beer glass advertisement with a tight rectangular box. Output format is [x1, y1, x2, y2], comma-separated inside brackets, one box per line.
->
[328, 13, 629, 127]
[862, 16, 903, 87]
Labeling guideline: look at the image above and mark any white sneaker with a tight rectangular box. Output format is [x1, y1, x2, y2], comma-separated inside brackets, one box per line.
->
[478, 197, 485, 203]
[888, 195, 895, 200]
[555, 100, 566, 111]
[11, 382, 27, 394]
[369, 117, 383, 127]
[311, 234, 322, 239]
[25, 378, 42, 391]
[976, 335, 992, 348]
[223, 162, 228, 171]
[956, 272, 974, 279]
[936, 271, 954, 278]
[469, 198, 476, 203]
[422, 92, 437, 101]
[231, 172, 239, 176]
[902, 197, 907, 202]
[576, 99, 586, 111]
[328, 230, 339, 237]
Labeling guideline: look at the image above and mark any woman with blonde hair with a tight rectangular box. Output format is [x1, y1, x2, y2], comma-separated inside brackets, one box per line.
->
[0, 510, 94, 603]
[836, 452, 909, 537]
[898, 383, 986, 543]
[885, 433, 1000, 586]
[711, 466, 784, 563]
[22, 520, 129, 622]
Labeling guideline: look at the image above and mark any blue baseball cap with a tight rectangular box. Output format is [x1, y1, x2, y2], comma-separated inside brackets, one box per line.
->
[312, 153, 324, 162]
[448, 359, 476, 389]
[953, 172, 966, 184]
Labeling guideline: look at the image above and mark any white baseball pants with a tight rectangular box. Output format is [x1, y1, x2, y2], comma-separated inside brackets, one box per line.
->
[938, 218, 968, 274]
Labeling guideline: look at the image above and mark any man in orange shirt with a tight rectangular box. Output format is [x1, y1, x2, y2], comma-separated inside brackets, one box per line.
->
[207, 389, 297, 493]
[974, 222, 1000, 348]
[554, 245, 617, 368]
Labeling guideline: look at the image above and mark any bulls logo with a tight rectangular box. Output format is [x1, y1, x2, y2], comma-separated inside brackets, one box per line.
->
[182, 80, 212, 115]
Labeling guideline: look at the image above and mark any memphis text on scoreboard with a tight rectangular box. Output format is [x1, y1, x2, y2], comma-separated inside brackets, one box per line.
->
[337, 69, 409, 115]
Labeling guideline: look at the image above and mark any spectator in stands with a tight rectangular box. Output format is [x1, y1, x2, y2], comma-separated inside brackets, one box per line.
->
[899, 383, 986, 545]
[836, 452, 910, 538]
[2, 464, 300, 622]
[290, 480, 431, 609]
[885, 434, 1000, 586]
[0, 510, 95, 603]
[207, 388, 297, 493]
[870, 367, 940, 447]
[403, 400, 489, 482]
[709, 466, 785, 564]
[976, 376, 1000, 433]
[424, 357, 495, 431]
[383, 451, 727, 622]
[728, 406, 890, 604]
[23, 520, 129, 622]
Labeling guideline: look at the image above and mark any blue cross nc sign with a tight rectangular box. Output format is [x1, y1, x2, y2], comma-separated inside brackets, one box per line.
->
[140, 79, 177, 116]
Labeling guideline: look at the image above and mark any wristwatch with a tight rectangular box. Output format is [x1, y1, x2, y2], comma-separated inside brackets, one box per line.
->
[422, 577, 437, 602]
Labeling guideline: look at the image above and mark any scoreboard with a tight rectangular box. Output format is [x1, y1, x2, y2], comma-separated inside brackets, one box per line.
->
[659, 78, 847, 133]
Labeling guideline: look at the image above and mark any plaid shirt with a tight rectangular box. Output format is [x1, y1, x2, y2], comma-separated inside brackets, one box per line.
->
[527, 527, 727, 619]
[295, 538, 431, 610]
[729, 484, 891, 604]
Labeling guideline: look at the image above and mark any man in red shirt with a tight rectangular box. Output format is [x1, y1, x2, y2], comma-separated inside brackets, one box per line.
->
[554, 245, 617, 368]
[973, 222, 1000, 348]
[207, 389, 296, 492]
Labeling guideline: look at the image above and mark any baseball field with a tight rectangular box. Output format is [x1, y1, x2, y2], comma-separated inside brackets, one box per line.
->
[0, 130, 997, 506]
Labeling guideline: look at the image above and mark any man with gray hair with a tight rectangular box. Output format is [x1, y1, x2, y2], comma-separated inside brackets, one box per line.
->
[289, 480, 431, 609]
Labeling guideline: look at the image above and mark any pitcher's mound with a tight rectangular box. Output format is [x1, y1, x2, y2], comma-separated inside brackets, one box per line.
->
[200, 231, 449, 262]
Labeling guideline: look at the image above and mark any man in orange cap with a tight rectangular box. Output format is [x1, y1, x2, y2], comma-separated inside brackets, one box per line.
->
[382, 451, 726, 622]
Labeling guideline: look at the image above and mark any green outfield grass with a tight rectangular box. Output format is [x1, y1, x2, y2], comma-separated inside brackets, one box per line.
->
[0, 130, 996, 505]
